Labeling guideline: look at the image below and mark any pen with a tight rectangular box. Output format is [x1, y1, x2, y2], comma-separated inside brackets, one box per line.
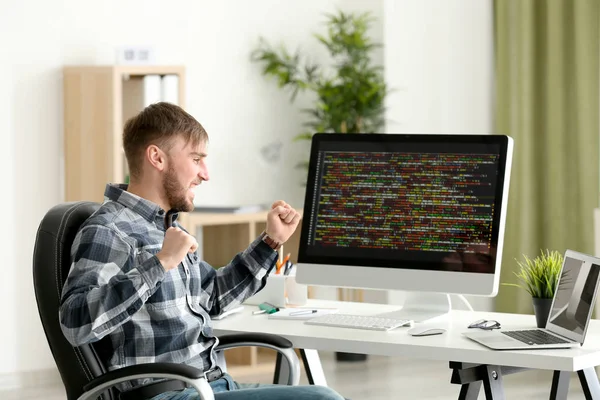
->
[275, 259, 283, 274]
[252, 310, 267, 315]
[281, 253, 291, 267]
[289, 309, 317, 316]
[283, 260, 293, 275]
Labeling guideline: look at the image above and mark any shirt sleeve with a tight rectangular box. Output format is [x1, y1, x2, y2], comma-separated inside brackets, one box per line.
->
[201, 235, 278, 316]
[59, 224, 165, 346]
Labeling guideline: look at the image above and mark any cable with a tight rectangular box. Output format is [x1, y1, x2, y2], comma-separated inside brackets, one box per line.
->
[456, 294, 474, 311]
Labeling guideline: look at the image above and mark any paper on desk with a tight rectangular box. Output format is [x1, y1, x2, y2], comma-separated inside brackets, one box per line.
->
[267, 308, 338, 320]
[212, 306, 244, 320]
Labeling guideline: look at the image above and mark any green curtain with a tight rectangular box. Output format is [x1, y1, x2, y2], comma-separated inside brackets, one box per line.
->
[494, 0, 599, 313]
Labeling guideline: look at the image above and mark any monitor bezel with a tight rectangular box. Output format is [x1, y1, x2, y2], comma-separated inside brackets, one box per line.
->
[296, 133, 513, 296]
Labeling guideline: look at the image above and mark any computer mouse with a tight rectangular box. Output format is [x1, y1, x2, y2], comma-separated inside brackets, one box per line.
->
[407, 326, 446, 336]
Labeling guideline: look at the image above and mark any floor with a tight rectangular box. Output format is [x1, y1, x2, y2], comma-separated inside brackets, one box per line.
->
[1, 352, 591, 399]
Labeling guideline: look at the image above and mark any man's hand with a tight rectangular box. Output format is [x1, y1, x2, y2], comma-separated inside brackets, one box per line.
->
[156, 227, 198, 271]
[265, 200, 301, 244]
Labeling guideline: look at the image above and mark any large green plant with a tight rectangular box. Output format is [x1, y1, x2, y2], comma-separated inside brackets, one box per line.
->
[251, 10, 388, 163]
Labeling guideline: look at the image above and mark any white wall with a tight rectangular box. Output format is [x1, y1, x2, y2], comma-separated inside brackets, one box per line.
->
[384, 0, 493, 135]
[0, 46, 18, 381]
[0, 0, 383, 381]
[378, 0, 495, 311]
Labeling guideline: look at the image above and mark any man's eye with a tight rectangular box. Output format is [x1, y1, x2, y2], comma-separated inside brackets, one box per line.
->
[193, 159, 200, 163]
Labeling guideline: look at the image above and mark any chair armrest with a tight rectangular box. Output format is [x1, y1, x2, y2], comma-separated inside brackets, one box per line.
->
[215, 333, 300, 386]
[79, 363, 214, 400]
[216, 333, 293, 349]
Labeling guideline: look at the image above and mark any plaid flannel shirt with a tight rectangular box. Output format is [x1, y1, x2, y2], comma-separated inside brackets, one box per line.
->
[59, 184, 277, 388]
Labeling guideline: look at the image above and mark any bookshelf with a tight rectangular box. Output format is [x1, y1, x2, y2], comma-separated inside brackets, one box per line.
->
[63, 65, 186, 203]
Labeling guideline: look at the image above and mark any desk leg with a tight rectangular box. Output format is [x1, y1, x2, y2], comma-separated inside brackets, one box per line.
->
[578, 368, 600, 399]
[481, 365, 504, 400]
[458, 381, 481, 400]
[450, 362, 505, 400]
[550, 370, 570, 400]
[300, 349, 328, 386]
[273, 349, 328, 387]
[273, 352, 290, 385]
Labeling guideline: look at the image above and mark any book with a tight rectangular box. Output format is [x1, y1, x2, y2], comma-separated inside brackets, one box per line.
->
[143, 75, 162, 106]
[160, 75, 179, 105]
[267, 308, 338, 321]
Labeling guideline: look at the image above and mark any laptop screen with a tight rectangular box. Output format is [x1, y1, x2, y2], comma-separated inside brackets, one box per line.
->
[547, 253, 600, 340]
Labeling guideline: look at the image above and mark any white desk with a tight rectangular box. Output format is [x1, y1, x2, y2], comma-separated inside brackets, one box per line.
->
[213, 299, 600, 400]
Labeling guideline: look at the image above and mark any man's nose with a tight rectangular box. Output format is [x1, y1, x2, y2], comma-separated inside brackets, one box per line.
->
[199, 168, 209, 182]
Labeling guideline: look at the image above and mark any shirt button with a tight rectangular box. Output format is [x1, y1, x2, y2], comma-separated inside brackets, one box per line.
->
[193, 255, 198, 261]
[158, 210, 164, 215]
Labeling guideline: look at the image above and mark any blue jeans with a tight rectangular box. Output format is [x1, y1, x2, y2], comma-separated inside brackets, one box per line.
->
[149, 373, 345, 400]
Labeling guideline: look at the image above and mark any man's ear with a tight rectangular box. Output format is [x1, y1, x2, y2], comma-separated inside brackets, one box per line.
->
[147, 145, 166, 172]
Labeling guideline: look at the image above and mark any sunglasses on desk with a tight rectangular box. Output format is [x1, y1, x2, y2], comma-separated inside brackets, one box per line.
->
[468, 319, 501, 330]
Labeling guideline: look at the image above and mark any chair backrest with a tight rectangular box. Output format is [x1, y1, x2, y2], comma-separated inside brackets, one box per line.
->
[33, 202, 116, 400]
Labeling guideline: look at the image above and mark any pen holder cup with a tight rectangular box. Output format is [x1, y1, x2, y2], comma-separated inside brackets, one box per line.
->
[286, 273, 308, 306]
[244, 273, 308, 308]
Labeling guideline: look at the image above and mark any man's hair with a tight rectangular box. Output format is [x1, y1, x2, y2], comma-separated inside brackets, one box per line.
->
[123, 102, 208, 180]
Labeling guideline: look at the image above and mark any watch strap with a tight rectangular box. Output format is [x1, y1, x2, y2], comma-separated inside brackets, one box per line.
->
[261, 231, 282, 251]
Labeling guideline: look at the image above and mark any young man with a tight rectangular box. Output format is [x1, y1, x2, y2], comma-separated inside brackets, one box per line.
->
[59, 103, 344, 400]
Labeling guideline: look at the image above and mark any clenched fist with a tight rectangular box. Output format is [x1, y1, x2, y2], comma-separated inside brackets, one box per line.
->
[157, 227, 198, 271]
[265, 200, 301, 244]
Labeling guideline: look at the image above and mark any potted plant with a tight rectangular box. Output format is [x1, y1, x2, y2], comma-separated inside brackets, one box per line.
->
[504, 250, 565, 328]
[250, 10, 388, 174]
[252, 10, 386, 362]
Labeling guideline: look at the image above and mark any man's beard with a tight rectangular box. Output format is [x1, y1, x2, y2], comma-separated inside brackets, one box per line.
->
[162, 165, 194, 212]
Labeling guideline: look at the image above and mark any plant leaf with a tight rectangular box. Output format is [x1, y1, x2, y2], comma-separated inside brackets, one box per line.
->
[250, 9, 388, 164]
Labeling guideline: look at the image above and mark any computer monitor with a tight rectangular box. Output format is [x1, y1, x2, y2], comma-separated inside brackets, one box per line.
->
[296, 133, 513, 322]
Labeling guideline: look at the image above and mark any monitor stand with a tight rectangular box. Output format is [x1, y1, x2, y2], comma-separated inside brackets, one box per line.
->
[375, 292, 451, 323]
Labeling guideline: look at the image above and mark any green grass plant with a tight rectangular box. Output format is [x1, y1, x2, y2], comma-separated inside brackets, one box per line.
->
[504, 250, 564, 299]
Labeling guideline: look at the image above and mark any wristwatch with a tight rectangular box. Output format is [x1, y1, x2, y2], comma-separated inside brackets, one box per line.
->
[261, 231, 282, 251]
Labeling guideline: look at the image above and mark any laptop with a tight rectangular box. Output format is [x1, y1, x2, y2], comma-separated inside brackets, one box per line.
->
[463, 250, 600, 350]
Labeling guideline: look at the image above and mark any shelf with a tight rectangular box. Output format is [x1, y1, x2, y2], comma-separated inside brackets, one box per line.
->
[63, 65, 186, 76]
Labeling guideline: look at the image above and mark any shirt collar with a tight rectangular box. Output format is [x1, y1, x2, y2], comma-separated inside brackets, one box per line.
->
[104, 183, 170, 225]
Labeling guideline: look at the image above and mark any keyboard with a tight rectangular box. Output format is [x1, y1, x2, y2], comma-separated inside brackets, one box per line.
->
[502, 329, 570, 345]
[305, 313, 412, 331]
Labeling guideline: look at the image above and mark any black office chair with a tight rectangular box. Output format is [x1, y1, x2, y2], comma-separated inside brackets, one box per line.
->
[33, 201, 300, 400]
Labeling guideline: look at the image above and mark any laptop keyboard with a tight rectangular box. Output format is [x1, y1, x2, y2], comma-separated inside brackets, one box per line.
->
[502, 329, 570, 345]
